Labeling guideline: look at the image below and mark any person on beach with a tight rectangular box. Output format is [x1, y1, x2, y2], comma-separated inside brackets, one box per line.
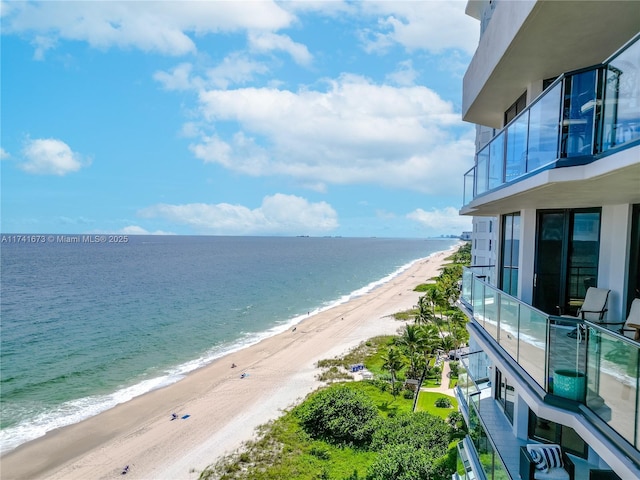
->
[121, 465, 129, 475]
[231, 363, 237, 368]
[171, 413, 178, 420]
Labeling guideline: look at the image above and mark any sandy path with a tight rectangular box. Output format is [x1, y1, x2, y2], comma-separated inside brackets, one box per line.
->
[1, 247, 456, 480]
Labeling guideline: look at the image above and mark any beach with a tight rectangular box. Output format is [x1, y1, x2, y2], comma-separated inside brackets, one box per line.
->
[1, 247, 455, 480]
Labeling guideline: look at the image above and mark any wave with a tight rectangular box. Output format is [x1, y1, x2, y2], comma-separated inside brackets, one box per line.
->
[0, 251, 443, 454]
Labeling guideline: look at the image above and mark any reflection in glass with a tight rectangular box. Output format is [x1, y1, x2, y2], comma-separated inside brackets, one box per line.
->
[602, 39, 640, 149]
[489, 132, 505, 190]
[476, 148, 489, 195]
[505, 113, 529, 182]
[528, 83, 561, 171]
[568, 211, 600, 304]
[562, 70, 597, 157]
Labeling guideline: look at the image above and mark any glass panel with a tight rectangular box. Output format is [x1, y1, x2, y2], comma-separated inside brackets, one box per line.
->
[517, 308, 547, 387]
[502, 213, 521, 297]
[505, 113, 529, 182]
[534, 212, 565, 314]
[586, 328, 639, 449]
[567, 211, 600, 308]
[488, 131, 505, 190]
[472, 277, 485, 328]
[562, 70, 597, 157]
[464, 168, 475, 205]
[548, 316, 587, 401]
[561, 424, 587, 457]
[499, 295, 519, 360]
[461, 268, 473, 305]
[476, 147, 489, 195]
[529, 411, 559, 443]
[483, 288, 499, 342]
[456, 441, 475, 480]
[527, 82, 561, 171]
[602, 38, 640, 149]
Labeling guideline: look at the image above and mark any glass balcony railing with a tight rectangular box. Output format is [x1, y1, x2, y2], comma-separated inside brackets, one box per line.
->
[467, 393, 512, 480]
[463, 34, 640, 206]
[461, 267, 640, 452]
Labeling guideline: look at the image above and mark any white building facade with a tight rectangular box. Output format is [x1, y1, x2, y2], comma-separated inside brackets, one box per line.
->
[455, 1, 640, 479]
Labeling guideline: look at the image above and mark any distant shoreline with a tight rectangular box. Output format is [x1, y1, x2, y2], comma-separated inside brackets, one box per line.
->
[1, 245, 457, 480]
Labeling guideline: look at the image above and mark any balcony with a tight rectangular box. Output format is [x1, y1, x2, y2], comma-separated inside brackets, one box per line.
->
[462, 34, 640, 208]
[460, 267, 640, 458]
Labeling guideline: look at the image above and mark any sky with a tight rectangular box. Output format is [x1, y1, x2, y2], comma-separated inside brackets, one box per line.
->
[1, 1, 478, 238]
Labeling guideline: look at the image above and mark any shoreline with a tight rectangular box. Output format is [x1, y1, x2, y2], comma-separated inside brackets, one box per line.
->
[1, 246, 457, 480]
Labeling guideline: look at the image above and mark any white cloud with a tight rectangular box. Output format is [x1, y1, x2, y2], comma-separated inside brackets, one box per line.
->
[153, 63, 196, 91]
[386, 59, 418, 86]
[3, 1, 294, 57]
[190, 75, 474, 195]
[248, 32, 313, 66]
[139, 194, 338, 235]
[19, 138, 89, 175]
[0, 147, 10, 159]
[359, 2, 478, 55]
[119, 225, 174, 235]
[407, 207, 471, 233]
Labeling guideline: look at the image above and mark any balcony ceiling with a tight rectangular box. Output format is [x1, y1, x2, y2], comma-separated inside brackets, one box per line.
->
[461, 148, 640, 216]
[464, 2, 640, 128]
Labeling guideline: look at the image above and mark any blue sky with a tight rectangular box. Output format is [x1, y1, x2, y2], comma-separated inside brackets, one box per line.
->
[1, 1, 477, 237]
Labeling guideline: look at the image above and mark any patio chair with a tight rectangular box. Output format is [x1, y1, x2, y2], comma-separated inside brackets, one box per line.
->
[520, 444, 575, 480]
[620, 298, 640, 341]
[562, 288, 611, 339]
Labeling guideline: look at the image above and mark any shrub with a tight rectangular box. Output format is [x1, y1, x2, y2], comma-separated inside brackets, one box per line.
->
[366, 444, 434, 480]
[435, 397, 452, 408]
[402, 389, 414, 399]
[309, 444, 331, 460]
[296, 385, 379, 447]
[370, 412, 449, 454]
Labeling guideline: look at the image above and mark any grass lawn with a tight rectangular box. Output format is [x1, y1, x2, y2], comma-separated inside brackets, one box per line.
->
[415, 390, 458, 419]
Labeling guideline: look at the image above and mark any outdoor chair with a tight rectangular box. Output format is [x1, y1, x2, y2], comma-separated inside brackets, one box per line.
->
[620, 298, 640, 341]
[561, 287, 611, 339]
[520, 444, 575, 480]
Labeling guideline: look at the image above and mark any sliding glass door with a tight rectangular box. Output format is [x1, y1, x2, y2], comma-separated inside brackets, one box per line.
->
[533, 209, 601, 315]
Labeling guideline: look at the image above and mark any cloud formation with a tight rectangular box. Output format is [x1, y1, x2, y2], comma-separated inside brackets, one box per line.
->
[139, 194, 338, 235]
[189, 74, 473, 194]
[2, 1, 294, 57]
[407, 207, 472, 233]
[19, 138, 88, 175]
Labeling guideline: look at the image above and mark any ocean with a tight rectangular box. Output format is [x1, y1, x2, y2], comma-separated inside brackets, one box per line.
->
[0, 235, 457, 453]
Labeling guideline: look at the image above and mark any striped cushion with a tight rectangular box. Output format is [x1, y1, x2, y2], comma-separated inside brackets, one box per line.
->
[527, 445, 548, 472]
[527, 444, 564, 472]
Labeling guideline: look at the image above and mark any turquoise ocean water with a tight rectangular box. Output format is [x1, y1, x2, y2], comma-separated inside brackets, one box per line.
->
[0, 235, 457, 453]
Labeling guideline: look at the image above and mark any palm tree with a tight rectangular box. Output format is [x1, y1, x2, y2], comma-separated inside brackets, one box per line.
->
[381, 347, 405, 396]
[397, 324, 426, 378]
[414, 295, 433, 325]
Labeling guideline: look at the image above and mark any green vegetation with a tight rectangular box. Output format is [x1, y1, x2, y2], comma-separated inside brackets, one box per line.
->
[415, 391, 458, 418]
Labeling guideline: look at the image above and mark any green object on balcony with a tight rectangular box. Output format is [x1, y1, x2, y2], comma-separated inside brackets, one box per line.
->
[553, 369, 586, 401]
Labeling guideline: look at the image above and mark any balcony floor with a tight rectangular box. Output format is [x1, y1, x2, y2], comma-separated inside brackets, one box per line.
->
[477, 396, 595, 479]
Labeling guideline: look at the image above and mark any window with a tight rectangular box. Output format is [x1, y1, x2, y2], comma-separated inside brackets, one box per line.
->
[505, 91, 527, 125]
[628, 204, 640, 314]
[496, 368, 515, 424]
[528, 410, 587, 457]
[501, 213, 520, 296]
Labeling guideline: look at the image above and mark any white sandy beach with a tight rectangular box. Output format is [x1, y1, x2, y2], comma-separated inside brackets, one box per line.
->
[1, 247, 457, 480]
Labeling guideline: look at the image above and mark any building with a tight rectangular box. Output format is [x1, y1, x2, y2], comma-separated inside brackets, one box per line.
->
[454, 1, 640, 479]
